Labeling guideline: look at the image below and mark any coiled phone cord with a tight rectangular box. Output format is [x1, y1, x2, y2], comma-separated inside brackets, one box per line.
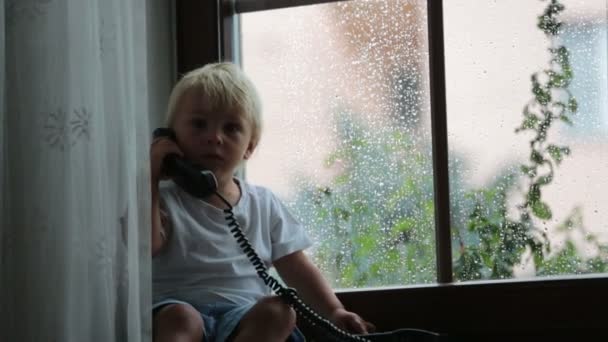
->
[215, 192, 370, 342]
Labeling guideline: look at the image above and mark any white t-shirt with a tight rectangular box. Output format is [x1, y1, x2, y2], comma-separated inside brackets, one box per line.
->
[152, 178, 312, 306]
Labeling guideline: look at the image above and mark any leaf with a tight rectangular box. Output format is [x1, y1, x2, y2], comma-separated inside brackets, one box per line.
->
[563, 65, 573, 81]
[317, 208, 329, 219]
[393, 217, 415, 234]
[547, 2, 565, 16]
[342, 264, 356, 285]
[548, 72, 567, 88]
[324, 151, 342, 167]
[556, 46, 570, 64]
[531, 150, 544, 164]
[559, 115, 573, 126]
[355, 235, 377, 257]
[332, 207, 350, 221]
[521, 165, 537, 177]
[547, 145, 570, 164]
[522, 113, 540, 129]
[532, 83, 551, 105]
[533, 249, 544, 269]
[532, 201, 552, 220]
[528, 184, 541, 204]
[334, 174, 349, 186]
[567, 97, 578, 113]
[537, 173, 553, 185]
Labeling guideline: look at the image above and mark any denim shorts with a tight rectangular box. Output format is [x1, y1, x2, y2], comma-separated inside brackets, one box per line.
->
[153, 299, 306, 342]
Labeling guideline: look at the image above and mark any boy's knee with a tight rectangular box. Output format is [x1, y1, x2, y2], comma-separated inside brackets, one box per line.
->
[255, 296, 297, 330]
[154, 303, 204, 337]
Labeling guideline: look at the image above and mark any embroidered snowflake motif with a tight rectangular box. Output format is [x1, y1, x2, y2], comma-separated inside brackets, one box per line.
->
[43, 107, 91, 150]
[70, 107, 91, 142]
[95, 235, 113, 272]
[99, 19, 117, 57]
[43, 108, 69, 150]
[116, 260, 130, 290]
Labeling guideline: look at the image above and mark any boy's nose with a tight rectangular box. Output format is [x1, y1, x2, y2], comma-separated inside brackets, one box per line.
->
[205, 131, 222, 145]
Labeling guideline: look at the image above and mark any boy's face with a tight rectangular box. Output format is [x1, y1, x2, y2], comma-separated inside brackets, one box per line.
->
[172, 89, 256, 180]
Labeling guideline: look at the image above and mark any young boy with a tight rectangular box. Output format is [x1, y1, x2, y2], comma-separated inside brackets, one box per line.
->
[150, 62, 373, 342]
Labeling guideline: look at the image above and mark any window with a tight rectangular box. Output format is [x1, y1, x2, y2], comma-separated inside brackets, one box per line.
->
[241, 1, 436, 288]
[175, 0, 608, 337]
[238, 0, 608, 287]
[561, 21, 608, 136]
[444, 0, 608, 281]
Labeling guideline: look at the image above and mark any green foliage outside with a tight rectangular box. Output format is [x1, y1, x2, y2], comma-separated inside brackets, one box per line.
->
[290, 0, 607, 288]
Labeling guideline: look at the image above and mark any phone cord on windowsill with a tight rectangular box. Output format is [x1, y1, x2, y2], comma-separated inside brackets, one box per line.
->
[215, 192, 370, 342]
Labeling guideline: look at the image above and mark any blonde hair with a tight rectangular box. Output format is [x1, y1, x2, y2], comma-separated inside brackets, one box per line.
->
[165, 62, 263, 147]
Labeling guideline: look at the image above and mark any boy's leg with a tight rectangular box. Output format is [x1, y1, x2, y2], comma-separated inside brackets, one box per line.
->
[230, 296, 297, 342]
[153, 303, 205, 342]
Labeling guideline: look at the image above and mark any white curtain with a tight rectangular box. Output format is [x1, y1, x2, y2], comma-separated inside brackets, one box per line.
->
[1, 0, 173, 340]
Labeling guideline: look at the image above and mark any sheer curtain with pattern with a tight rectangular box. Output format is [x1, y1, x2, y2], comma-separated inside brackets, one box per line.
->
[1, 0, 173, 340]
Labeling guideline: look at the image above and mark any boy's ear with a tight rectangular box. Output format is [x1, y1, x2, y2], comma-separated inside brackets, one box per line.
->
[243, 141, 257, 160]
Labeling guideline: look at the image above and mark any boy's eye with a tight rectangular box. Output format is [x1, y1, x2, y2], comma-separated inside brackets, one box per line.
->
[191, 118, 206, 129]
[225, 123, 242, 133]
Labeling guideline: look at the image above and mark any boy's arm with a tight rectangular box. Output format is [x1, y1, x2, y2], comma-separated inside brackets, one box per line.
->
[151, 184, 167, 257]
[150, 137, 181, 257]
[274, 250, 343, 316]
[274, 251, 373, 333]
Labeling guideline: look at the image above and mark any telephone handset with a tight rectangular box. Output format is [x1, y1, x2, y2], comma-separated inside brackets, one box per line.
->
[153, 128, 218, 199]
[153, 128, 444, 342]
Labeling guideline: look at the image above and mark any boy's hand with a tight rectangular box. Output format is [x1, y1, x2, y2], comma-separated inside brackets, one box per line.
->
[329, 307, 376, 334]
[150, 137, 183, 184]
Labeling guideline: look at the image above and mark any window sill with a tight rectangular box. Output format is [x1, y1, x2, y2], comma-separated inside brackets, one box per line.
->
[333, 275, 608, 340]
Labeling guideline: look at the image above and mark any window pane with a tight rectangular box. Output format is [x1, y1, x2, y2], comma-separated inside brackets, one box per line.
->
[445, 0, 608, 281]
[241, 0, 435, 288]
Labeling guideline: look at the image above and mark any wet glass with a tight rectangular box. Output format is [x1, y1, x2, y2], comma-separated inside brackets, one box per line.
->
[241, 0, 436, 288]
[444, 0, 608, 281]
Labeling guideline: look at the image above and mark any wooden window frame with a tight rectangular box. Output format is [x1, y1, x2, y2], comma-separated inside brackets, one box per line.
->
[174, 0, 608, 339]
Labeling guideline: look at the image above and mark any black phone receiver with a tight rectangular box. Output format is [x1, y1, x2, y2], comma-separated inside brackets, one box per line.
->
[153, 128, 218, 199]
